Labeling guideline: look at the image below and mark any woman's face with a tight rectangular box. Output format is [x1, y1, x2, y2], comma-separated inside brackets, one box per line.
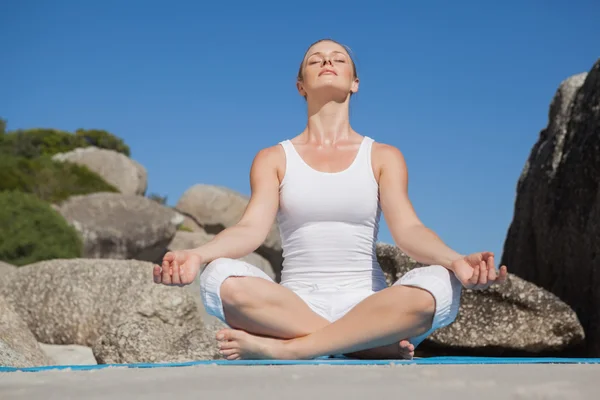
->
[298, 41, 358, 100]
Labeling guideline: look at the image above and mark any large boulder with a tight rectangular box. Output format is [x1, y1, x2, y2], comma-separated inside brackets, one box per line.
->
[376, 243, 585, 355]
[57, 193, 184, 262]
[175, 184, 283, 280]
[500, 59, 600, 356]
[52, 146, 147, 196]
[0, 258, 221, 364]
[0, 260, 16, 277]
[93, 277, 221, 363]
[0, 295, 53, 367]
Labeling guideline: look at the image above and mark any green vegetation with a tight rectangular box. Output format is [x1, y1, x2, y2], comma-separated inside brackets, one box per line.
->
[0, 125, 130, 158]
[75, 129, 131, 156]
[0, 154, 119, 203]
[0, 118, 138, 266]
[0, 191, 83, 266]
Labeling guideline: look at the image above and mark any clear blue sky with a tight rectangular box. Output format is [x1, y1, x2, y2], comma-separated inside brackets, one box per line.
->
[1, 1, 598, 262]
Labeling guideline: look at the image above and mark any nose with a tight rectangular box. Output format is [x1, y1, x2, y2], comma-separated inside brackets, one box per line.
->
[321, 58, 333, 67]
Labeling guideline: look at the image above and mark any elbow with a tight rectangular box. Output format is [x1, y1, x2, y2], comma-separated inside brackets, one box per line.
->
[235, 221, 270, 252]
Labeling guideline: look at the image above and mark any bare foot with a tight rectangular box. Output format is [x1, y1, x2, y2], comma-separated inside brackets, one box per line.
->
[345, 339, 415, 360]
[216, 329, 292, 360]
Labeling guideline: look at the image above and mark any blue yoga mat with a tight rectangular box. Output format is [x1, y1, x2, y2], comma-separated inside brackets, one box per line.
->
[2, 356, 600, 372]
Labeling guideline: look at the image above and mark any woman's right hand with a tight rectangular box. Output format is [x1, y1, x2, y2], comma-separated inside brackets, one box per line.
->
[153, 250, 204, 286]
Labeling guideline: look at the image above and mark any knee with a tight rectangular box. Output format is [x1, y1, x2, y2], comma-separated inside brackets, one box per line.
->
[200, 257, 238, 297]
[220, 276, 252, 308]
[405, 286, 436, 319]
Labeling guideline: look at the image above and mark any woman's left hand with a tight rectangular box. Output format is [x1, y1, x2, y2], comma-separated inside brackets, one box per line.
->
[451, 252, 508, 290]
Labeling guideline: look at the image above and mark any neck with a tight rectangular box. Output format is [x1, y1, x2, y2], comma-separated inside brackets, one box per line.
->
[304, 97, 353, 144]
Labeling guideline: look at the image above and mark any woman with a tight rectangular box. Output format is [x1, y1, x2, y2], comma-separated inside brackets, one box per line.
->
[153, 38, 508, 360]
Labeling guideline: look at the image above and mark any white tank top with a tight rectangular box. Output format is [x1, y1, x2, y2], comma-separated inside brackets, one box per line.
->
[276, 136, 388, 290]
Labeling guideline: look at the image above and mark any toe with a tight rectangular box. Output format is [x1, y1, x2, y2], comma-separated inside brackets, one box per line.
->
[220, 348, 238, 357]
[216, 329, 235, 341]
[219, 340, 239, 350]
[216, 328, 245, 342]
[399, 340, 411, 349]
[227, 353, 240, 360]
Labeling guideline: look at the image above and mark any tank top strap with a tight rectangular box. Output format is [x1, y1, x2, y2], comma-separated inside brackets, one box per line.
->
[357, 136, 374, 167]
[278, 139, 302, 168]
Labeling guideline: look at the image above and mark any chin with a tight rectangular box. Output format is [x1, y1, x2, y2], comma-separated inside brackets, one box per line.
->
[310, 84, 350, 97]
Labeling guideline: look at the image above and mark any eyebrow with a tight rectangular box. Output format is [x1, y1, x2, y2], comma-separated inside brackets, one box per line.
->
[306, 50, 347, 59]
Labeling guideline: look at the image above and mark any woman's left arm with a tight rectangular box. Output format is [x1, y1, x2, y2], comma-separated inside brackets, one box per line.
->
[374, 143, 507, 289]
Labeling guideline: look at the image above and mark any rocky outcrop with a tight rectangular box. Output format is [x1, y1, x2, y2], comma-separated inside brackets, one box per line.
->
[0, 258, 223, 365]
[377, 243, 585, 355]
[500, 59, 600, 356]
[0, 260, 16, 277]
[175, 184, 283, 280]
[0, 295, 53, 367]
[57, 193, 184, 262]
[52, 146, 148, 196]
[93, 276, 221, 363]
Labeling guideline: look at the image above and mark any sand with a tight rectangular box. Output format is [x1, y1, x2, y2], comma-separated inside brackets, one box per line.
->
[2, 363, 599, 399]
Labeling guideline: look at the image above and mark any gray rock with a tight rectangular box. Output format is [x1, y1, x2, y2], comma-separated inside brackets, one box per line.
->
[57, 192, 184, 261]
[501, 59, 600, 356]
[93, 280, 221, 364]
[52, 146, 148, 196]
[0, 295, 53, 367]
[0, 259, 152, 346]
[376, 243, 584, 355]
[0, 260, 17, 277]
[38, 343, 97, 365]
[0, 258, 221, 365]
[175, 184, 283, 280]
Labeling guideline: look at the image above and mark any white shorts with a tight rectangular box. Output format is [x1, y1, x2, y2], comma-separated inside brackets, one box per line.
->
[200, 257, 462, 348]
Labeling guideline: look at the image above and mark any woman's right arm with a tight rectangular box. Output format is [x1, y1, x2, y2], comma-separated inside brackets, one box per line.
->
[187, 145, 283, 264]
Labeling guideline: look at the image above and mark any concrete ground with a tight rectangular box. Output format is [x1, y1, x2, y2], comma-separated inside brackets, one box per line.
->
[2, 364, 599, 399]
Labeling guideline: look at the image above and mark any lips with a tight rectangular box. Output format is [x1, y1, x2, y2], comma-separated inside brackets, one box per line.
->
[319, 69, 337, 76]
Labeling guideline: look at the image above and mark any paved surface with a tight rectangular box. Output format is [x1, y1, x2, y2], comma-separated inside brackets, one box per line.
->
[2, 364, 599, 399]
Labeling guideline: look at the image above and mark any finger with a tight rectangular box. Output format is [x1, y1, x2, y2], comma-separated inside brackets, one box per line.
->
[153, 265, 162, 283]
[487, 256, 497, 281]
[171, 259, 181, 285]
[498, 265, 508, 282]
[478, 261, 488, 286]
[163, 252, 175, 262]
[161, 260, 172, 285]
[469, 262, 480, 287]
[179, 261, 188, 284]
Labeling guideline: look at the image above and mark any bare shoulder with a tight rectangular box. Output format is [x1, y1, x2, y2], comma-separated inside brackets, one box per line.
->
[251, 143, 286, 183]
[371, 141, 408, 181]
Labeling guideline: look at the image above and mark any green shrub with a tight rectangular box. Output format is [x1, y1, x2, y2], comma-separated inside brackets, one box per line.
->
[0, 128, 86, 158]
[0, 128, 130, 158]
[75, 129, 131, 156]
[0, 191, 83, 266]
[0, 154, 119, 203]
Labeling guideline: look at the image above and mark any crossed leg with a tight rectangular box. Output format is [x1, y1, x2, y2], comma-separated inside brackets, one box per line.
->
[199, 258, 418, 360]
[217, 281, 436, 360]
[216, 275, 416, 360]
